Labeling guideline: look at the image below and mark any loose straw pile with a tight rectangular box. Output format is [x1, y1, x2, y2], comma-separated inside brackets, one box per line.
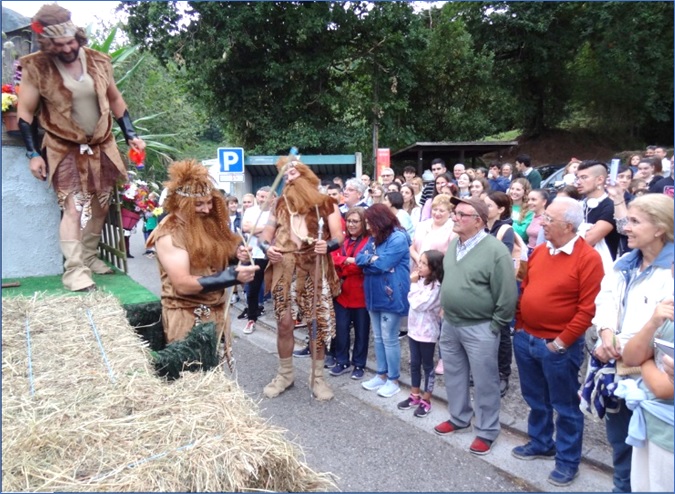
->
[2, 293, 337, 492]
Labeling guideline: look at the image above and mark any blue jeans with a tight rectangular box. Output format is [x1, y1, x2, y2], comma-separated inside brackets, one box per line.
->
[605, 400, 633, 492]
[513, 331, 585, 471]
[369, 311, 402, 381]
[334, 301, 370, 368]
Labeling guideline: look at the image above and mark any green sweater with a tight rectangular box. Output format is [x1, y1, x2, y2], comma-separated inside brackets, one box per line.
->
[441, 235, 518, 333]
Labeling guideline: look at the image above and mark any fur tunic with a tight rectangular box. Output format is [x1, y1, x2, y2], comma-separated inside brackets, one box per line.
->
[265, 196, 341, 348]
[20, 48, 127, 193]
[147, 215, 231, 344]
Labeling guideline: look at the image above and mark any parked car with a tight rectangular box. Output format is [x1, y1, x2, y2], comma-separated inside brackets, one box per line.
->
[537, 164, 566, 190]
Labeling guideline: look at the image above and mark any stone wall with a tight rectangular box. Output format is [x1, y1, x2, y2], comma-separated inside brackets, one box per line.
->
[2, 134, 62, 278]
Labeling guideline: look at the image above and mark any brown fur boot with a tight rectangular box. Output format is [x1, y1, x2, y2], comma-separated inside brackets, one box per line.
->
[310, 359, 334, 401]
[263, 357, 295, 398]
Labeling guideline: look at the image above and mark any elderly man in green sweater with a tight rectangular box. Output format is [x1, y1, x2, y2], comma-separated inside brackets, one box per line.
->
[433, 197, 518, 456]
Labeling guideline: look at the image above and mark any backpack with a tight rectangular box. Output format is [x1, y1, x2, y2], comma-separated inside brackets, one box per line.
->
[496, 224, 529, 281]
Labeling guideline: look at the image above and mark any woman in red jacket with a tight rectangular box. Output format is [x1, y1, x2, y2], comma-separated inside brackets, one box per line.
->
[329, 207, 371, 380]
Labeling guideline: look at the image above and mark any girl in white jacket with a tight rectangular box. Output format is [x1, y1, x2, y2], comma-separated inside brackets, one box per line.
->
[398, 250, 444, 418]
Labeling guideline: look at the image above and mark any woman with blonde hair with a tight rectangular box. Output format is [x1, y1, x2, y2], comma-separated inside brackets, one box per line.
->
[410, 176, 425, 206]
[589, 193, 674, 493]
[410, 194, 456, 270]
[509, 178, 534, 243]
[369, 183, 386, 205]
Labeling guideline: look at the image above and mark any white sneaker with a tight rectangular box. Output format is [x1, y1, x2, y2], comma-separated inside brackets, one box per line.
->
[362, 375, 386, 391]
[243, 320, 255, 334]
[377, 380, 401, 398]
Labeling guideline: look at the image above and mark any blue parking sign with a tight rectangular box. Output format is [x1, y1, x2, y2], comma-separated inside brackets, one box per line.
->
[217, 147, 245, 173]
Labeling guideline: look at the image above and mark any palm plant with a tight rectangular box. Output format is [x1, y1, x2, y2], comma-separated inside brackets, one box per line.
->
[89, 27, 178, 175]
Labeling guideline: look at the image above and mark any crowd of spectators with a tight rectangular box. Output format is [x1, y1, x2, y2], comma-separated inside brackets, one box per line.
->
[220, 145, 673, 490]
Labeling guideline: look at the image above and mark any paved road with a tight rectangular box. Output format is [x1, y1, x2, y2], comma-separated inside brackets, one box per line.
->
[126, 230, 614, 492]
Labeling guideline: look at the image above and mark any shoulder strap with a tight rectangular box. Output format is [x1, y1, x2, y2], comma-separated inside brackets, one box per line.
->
[496, 224, 509, 241]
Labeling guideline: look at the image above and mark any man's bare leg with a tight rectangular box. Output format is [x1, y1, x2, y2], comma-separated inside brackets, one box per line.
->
[277, 309, 295, 358]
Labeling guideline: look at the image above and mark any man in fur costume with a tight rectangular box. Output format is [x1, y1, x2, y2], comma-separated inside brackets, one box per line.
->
[147, 159, 258, 344]
[17, 3, 146, 292]
[258, 155, 344, 401]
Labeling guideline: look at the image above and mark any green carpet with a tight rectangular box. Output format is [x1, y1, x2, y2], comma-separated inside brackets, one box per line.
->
[1, 272, 158, 305]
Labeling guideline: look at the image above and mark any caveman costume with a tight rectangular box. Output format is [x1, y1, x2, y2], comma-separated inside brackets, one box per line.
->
[147, 160, 243, 344]
[261, 155, 342, 401]
[265, 159, 340, 348]
[18, 4, 143, 292]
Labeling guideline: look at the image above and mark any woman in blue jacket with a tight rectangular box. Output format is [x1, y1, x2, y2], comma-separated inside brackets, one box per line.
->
[356, 203, 411, 398]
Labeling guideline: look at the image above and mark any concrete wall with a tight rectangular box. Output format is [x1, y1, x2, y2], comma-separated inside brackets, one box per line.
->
[2, 140, 62, 278]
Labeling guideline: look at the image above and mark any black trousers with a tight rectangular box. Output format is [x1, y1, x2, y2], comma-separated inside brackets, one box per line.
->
[246, 258, 268, 322]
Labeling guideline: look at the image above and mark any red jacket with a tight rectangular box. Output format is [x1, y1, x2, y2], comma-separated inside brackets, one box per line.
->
[331, 235, 369, 308]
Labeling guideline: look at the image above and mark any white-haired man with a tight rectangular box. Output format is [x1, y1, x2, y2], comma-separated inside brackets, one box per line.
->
[512, 197, 604, 487]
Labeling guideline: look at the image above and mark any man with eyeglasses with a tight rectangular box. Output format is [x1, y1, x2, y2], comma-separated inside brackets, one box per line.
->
[512, 197, 603, 487]
[420, 158, 447, 206]
[379, 167, 395, 186]
[575, 160, 620, 273]
[434, 196, 517, 457]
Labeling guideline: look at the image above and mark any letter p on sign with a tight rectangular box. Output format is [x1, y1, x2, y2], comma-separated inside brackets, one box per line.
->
[218, 147, 245, 173]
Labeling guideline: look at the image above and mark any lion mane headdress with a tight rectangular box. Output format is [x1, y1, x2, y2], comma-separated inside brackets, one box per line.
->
[161, 159, 238, 270]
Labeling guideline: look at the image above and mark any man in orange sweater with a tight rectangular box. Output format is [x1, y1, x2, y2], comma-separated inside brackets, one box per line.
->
[512, 197, 604, 488]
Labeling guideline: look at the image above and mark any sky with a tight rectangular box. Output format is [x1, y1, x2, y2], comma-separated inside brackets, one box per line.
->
[3, 1, 122, 29]
[3, 1, 447, 28]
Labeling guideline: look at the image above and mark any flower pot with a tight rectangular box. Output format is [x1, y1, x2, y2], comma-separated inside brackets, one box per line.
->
[2, 111, 19, 133]
[121, 208, 141, 230]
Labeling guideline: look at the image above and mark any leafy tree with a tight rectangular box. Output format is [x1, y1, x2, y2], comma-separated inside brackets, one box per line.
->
[123, 1, 359, 154]
[408, 2, 515, 142]
[120, 0, 674, 155]
[568, 1, 674, 144]
[460, 1, 586, 138]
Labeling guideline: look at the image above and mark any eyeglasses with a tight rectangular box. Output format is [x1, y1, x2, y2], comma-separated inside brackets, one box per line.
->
[453, 211, 479, 220]
[542, 214, 567, 224]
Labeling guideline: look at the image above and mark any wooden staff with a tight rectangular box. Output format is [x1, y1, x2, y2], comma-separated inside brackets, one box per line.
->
[219, 148, 297, 374]
[309, 213, 324, 402]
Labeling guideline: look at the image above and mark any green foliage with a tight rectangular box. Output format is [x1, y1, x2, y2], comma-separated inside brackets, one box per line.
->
[568, 2, 674, 143]
[409, 3, 513, 141]
[120, 0, 674, 158]
[88, 25, 184, 183]
[152, 322, 219, 381]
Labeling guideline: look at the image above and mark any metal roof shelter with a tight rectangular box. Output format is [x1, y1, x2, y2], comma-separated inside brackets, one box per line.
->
[391, 141, 518, 173]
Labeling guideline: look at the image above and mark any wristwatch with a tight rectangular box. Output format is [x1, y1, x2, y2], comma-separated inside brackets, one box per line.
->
[26, 151, 41, 159]
[551, 340, 567, 354]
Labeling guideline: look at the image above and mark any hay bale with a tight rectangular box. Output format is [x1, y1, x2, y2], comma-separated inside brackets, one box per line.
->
[1, 293, 337, 492]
